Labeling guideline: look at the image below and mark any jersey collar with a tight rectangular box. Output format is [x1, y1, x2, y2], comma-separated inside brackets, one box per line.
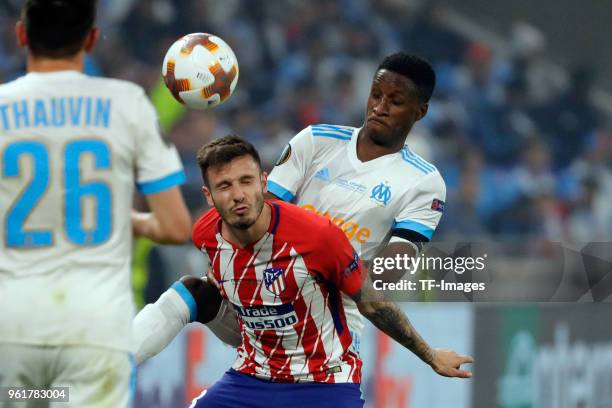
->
[216, 202, 279, 250]
[347, 127, 401, 170]
[23, 70, 85, 81]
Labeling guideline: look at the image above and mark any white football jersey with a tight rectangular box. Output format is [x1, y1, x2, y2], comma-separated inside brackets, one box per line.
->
[267, 124, 446, 350]
[0, 71, 184, 351]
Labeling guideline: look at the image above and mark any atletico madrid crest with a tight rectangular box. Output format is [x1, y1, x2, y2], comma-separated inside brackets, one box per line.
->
[264, 267, 286, 295]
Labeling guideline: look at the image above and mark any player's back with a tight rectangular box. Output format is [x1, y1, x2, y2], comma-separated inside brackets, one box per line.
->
[0, 71, 182, 351]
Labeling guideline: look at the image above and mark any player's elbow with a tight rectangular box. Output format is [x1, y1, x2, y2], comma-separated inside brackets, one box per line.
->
[356, 300, 379, 319]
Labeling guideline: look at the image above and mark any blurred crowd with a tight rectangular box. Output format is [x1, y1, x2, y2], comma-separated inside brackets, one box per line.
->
[1, 0, 611, 244]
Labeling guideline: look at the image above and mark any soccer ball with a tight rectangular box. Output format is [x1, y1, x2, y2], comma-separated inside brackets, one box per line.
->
[162, 33, 239, 109]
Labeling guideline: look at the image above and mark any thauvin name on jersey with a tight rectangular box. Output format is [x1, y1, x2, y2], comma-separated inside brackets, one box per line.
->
[234, 303, 298, 330]
[0, 97, 111, 131]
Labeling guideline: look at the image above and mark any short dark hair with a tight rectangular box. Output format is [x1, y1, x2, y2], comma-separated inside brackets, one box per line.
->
[196, 135, 262, 186]
[22, 0, 97, 58]
[377, 53, 436, 103]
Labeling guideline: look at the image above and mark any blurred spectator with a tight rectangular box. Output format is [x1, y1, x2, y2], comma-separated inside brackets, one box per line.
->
[533, 67, 601, 168]
[403, 1, 468, 65]
[469, 75, 537, 165]
[509, 22, 566, 104]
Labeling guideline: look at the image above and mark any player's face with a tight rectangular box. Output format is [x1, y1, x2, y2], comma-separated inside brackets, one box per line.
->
[203, 155, 267, 230]
[363, 69, 428, 147]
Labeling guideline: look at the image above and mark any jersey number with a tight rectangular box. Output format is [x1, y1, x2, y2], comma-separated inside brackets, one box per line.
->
[3, 140, 112, 248]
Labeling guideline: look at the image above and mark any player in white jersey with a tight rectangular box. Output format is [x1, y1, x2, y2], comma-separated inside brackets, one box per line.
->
[265, 121, 445, 349]
[132, 53, 465, 381]
[0, 1, 191, 406]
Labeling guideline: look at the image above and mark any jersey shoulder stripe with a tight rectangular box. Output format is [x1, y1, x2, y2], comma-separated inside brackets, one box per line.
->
[400, 146, 437, 174]
[310, 124, 354, 141]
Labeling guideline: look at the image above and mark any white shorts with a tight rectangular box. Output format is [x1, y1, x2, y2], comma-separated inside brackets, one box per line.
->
[205, 299, 242, 348]
[0, 344, 134, 408]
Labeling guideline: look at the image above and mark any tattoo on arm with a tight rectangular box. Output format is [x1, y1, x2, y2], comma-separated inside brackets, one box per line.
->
[354, 273, 433, 364]
[364, 301, 435, 365]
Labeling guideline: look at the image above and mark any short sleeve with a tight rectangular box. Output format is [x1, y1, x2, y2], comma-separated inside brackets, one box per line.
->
[318, 222, 366, 296]
[266, 126, 314, 202]
[134, 92, 185, 195]
[392, 172, 446, 242]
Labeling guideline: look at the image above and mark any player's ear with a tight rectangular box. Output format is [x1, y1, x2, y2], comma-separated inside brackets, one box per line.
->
[83, 27, 99, 53]
[261, 171, 268, 193]
[15, 21, 28, 48]
[202, 186, 214, 207]
[416, 103, 429, 121]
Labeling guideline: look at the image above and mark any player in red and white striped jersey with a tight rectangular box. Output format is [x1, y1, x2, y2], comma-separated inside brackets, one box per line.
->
[192, 198, 364, 383]
[176, 136, 471, 407]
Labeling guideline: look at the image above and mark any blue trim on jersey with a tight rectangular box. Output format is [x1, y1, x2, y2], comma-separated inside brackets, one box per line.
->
[127, 354, 137, 408]
[328, 286, 345, 335]
[270, 203, 281, 234]
[267, 180, 295, 202]
[312, 131, 352, 141]
[392, 220, 434, 240]
[400, 149, 433, 174]
[311, 124, 353, 136]
[137, 170, 186, 195]
[405, 148, 436, 172]
[172, 281, 197, 323]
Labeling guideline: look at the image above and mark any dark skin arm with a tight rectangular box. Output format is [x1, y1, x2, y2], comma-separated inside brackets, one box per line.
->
[367, 241, 419, 283]
[352, 272, 473, 378]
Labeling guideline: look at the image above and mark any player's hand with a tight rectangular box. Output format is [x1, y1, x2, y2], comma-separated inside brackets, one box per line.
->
[206, 267, 221, 290]
[131, 210, 147, 238]
[429, 348, 473, 378]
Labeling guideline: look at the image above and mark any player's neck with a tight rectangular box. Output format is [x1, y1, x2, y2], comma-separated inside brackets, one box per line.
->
[222, 202, 272, 248]
[27, 52, 84, 73]
[356, 130, 405, 162]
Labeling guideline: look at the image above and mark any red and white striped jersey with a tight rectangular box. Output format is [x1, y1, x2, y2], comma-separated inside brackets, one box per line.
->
[192, 200, 366, 383]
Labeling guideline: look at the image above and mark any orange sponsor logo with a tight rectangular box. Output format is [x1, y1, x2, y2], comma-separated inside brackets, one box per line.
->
[302, 204, 371, 244]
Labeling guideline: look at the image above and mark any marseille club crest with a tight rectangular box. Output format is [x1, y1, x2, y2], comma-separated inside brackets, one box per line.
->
[264, 267, 286, 295]
[370, 181, 392, 207]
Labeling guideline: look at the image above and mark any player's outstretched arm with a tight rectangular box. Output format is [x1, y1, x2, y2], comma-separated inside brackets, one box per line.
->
[133, 280, 195, 364]
[132, 187, 191, 244]
[133, 276, 234, 365]
[351, 274, 473, 378]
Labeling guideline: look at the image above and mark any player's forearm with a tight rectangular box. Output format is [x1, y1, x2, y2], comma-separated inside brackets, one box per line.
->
[368, 241, 419, 284]
[359, 301, 434, 365]
[132, 282, 195, 364]
[132, 211, 189, 244]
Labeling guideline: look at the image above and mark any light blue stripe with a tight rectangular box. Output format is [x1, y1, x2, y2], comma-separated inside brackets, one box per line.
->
[392, 220, 434, 239]
[406, 150, 436, 172]
[127, 353, 137, 408]
[137, 170, 186, 195]
[171, 281, 197, 322]
[267, 180, 295, 202]
[402, 150, 434, 173]
[401, 152, 431, 174]
[312, 131, 352, 141]
[311, 124, 353, 136]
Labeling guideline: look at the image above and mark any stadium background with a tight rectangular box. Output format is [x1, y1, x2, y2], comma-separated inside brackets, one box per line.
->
[1, 0, 610, 406]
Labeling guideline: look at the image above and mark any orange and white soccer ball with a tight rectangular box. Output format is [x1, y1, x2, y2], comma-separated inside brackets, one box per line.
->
[162, 33, 239, 109]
